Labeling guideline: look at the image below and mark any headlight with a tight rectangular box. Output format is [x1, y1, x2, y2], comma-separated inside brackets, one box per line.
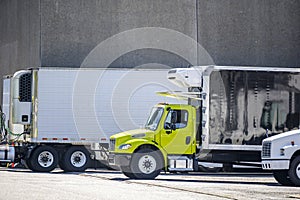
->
[119, 144, 132, 150]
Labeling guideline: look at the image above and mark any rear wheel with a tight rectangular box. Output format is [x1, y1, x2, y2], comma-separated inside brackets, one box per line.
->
[288, 156, 300, 186]
[273, 170, 294, 186]
[25, 159, 33, 170]
[29, 146, 58, 172]
[61, 146, 90, 172]
[130, 148, 163, 179]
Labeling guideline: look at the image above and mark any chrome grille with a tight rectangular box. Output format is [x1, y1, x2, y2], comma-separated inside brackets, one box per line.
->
[262, 142, 271, 158]
[109, 139, 116, 151]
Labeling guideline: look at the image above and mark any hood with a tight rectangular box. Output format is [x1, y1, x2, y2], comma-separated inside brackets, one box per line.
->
[264, 129, 300, 142]
[110, 128, 154, 141]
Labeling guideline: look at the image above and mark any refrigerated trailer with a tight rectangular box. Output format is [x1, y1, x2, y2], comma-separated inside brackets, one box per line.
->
[0, 68, 183, 172]
[109, 66, 300, 179]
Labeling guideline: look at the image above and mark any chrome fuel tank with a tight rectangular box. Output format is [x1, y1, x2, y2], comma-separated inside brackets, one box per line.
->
[0, 145, 15, 162]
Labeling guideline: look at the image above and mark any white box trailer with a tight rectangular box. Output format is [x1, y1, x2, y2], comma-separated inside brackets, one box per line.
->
[0, 68, 183, 172]
[170, 66, 300, 166]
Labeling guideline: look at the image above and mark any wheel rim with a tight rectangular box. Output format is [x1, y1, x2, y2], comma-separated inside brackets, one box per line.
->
[70, 151, 87, 168]
[296, 163, 300, 179]
[138, 154, 156, 174]
[38, 151, 54, 168]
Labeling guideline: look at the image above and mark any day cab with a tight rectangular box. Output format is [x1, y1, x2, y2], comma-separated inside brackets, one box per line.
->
[109, 103, 198, 179]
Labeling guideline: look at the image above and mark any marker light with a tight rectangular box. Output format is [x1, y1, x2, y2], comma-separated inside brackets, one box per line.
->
[291, 141, 295, 146]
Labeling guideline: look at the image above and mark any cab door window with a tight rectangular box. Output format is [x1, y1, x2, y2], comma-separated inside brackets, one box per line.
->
[164, 110, 188, 129]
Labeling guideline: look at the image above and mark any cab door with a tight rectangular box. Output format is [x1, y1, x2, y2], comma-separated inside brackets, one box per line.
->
[160, 107, 194, 155]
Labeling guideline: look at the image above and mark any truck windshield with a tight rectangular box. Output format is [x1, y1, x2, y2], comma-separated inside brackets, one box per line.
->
[145, 107, 164, 131]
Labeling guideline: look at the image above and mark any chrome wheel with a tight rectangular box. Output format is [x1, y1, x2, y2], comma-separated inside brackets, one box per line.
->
[61, 146, 90, 172]
[70, 151, 87, 168]
[288, 156, 300, 186]
[38, 151, 54, 168]
[296, 163, 300, 179]
[138, 154, 157, 174]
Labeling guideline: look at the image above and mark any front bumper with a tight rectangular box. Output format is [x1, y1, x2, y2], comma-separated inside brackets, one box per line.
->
[108, 153, 132, 167]
[261, 159, 290, 170]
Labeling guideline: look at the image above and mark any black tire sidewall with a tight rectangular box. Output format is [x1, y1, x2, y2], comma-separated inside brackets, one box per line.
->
[273, 170, 294, 186]
[29, 146, 58, 172]
[130, 149, 163, 179]
[288, 157, 300, 186]
[121, 166, 137, 179]
[62, 146, 90, 172]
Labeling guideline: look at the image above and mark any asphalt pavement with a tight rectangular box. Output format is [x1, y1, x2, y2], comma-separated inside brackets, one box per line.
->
[0, 167, 299, 200]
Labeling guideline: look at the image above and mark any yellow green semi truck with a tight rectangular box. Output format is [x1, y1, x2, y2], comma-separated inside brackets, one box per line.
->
[109, 66, 300, 179]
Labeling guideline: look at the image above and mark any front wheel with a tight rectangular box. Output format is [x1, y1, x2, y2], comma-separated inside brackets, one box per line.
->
[130, 148, 163, 179]
[273, 170, 294, 186]
[288, 156, 300, 186]
[121, 166, 136, 179]
[29, 146, 58, 172]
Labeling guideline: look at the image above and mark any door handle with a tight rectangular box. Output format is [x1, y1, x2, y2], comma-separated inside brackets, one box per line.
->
[186, 136, 191, 145]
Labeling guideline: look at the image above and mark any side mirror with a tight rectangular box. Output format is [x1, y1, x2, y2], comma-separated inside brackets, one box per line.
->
[171, 111, 177, 124]
[170, 111, 177, 131]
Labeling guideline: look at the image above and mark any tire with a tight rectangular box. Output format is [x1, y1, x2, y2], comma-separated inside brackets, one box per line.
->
[29, 146, 58, 172]
[130, 148, 163, 179]
[59, 157, 67, 171]
[25, 159, 33, 170]
[121, 166, 136, 179]
[288, 156, 300, 186]
[273, 170, 295, 186]
[61, 146, 90, 172]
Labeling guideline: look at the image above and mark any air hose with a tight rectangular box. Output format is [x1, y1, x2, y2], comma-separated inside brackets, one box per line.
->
[0, 106, 23, 144]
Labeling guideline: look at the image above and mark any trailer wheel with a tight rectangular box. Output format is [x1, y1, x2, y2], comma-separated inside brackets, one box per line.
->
[29, 146, 58, 172]
[130, 148, 163, 179]
[121, 166, 136, 179]
[273, 170, 294, 186]
[288, 156, 300, 186]
[61, 146, 90, 172]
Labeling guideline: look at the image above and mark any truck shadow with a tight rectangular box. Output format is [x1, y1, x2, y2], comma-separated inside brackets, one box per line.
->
[154, 177, 279, 186]
[110, 172, 281, 187]
[110, 177, 280, 187]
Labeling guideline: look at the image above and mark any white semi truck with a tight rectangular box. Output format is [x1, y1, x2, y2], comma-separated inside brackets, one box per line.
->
[0, 68, 182, 172]
[262, 130, 300, 186]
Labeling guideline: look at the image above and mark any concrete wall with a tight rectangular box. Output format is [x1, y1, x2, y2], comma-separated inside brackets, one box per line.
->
[39, 0, 300, 68]
[0, 0, 40, 73]
[197, 0, 300, 67]
[0, 0, 299, 103]
[41, 0, 196, 68]
[0, 0, 40, 103]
